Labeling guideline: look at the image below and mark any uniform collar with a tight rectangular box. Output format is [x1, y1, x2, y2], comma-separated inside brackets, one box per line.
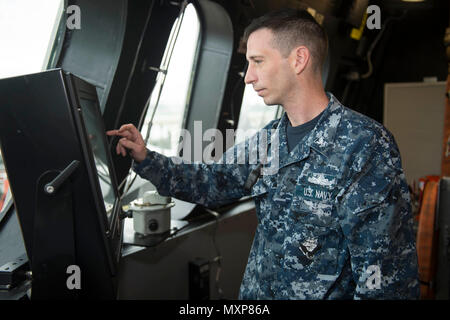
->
[269, 92, 343, 169]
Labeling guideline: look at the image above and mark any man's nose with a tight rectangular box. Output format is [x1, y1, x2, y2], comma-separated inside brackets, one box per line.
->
[244, 66, 256, 85]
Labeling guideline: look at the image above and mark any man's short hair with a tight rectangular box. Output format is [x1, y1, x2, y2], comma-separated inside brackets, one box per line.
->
[243, 8, 328, 73]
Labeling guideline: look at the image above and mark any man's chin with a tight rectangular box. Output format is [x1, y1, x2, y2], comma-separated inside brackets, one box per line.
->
[262, 97, 279, 106]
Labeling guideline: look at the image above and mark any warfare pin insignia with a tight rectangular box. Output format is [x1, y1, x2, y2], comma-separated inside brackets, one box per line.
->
[299, 238, 321, 260]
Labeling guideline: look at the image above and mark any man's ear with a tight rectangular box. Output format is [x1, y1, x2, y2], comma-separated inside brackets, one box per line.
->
[291, 46, 310, 75]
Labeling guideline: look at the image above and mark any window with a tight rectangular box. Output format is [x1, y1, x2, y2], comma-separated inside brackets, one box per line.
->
[140, 4, 200, 156]
[235, 84, 282, 144]
[0, 0, 64, 213]
[0, 0, 64, 79]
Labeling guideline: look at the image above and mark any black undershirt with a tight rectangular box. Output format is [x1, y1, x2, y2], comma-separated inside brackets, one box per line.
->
[286, 110, 324, 153]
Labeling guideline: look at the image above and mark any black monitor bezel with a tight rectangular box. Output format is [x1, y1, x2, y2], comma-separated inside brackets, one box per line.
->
[63, 72, 123, 271]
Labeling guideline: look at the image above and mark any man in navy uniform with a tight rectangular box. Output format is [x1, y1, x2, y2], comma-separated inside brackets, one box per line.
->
[107, 9, 420, 299]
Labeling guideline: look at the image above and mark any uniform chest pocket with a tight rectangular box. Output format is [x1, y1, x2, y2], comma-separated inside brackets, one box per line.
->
[282, 223, 340, 276]
[291, 173, 339, 228]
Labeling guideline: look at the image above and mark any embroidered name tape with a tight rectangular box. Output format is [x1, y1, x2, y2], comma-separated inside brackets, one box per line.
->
[296, 184, 334, 201]
[295, 173, 337, 201]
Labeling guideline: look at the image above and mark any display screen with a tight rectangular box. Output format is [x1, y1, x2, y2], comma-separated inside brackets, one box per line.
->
[78, 97, 115, 220]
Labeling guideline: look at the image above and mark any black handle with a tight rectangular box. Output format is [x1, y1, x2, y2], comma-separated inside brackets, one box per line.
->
[44, 160, 80, 195]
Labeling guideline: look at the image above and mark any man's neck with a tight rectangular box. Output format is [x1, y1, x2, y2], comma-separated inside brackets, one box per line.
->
[283, 82, 329, 127]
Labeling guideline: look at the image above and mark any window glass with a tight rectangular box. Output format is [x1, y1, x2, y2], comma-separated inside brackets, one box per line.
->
[0, 0, 64, 79]
[0, 0, 64, 213]
[235, 84, 282, 144]
[140, 4, 200, 156]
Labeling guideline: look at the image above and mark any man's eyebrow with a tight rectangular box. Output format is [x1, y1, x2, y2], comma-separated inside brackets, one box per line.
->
[247, 55, 264, 61]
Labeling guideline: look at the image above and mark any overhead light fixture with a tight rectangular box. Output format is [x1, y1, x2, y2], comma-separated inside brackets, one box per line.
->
[401, 0, 425, 2]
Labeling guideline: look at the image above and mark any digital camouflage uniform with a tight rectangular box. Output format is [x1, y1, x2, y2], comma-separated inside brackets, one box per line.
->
[133, 93, 420, 299]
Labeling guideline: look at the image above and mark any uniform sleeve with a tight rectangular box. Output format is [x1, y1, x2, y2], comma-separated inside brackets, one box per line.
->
[337, 137, 420, 299]
[132, 140, 254, 209]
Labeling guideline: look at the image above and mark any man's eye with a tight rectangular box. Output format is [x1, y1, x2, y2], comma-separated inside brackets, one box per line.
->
[254, 60, 262, 64]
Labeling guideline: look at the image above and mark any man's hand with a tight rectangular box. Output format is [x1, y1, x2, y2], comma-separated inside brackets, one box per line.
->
[106, 124, 147, 163]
